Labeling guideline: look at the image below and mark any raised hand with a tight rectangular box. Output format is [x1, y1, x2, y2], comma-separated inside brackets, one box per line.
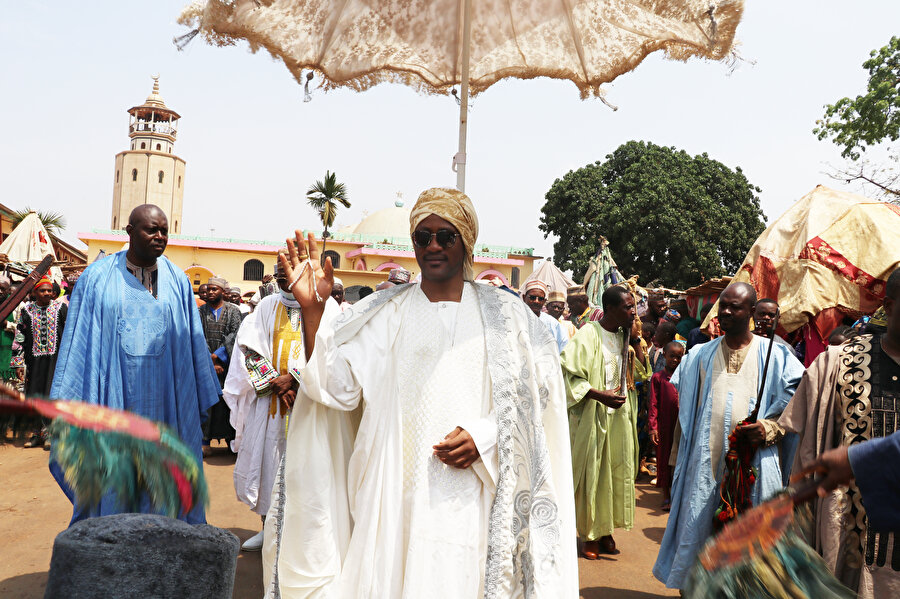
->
[278, 230, 334, 311]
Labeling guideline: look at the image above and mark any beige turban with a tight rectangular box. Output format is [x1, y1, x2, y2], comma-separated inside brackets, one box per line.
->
[548, 290, 566, 303]
[207, 277, 227, 288]
[522, 280, 549, 296]
[409, 188, 479, 281]
[567, 285, 587, 297]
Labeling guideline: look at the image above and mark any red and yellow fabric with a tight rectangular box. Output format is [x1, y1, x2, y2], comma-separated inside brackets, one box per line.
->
[720, 187, 899, 337]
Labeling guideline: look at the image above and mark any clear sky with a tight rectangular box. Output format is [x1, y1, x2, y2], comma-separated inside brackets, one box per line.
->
[1, 2, 897, 265]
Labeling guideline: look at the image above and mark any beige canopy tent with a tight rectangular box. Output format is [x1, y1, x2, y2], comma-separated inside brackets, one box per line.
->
[0, 212, 64, 282]
[520, 259, 575, 293]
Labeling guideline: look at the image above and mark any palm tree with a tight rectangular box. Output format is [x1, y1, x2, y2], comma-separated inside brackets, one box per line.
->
[306, 171, 350, 254]
[11, 208, 67, 236]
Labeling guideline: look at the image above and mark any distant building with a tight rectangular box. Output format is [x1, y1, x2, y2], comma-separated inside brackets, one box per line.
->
[85, 80, 536, 293]
[80, 200, 536, 292]
[110, 76, 185, 234]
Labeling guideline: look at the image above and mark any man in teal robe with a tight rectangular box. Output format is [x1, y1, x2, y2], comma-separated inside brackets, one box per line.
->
[562, 285, 649, 559]
[653, 283, 804, 589]
[50, 205, 220, 524]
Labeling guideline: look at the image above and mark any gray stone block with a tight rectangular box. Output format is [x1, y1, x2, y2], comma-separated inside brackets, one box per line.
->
[44, 513, 240, 599]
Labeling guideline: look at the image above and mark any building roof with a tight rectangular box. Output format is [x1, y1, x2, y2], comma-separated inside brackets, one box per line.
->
[352, 204, 411, 238]
[81, 227, 535, 262]
[128, 76, 181, 120]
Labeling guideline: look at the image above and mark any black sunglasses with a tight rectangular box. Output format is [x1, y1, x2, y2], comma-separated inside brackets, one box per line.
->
[412, 229, 458, 249]
[525, 294, 546, 302]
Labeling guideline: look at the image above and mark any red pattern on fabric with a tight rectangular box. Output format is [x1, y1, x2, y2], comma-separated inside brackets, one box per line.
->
[741, 257, 780, 301]
[798, 237, 886, 300]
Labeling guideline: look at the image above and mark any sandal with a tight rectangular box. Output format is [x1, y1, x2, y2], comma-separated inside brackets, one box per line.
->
[23, 433, 42, 448]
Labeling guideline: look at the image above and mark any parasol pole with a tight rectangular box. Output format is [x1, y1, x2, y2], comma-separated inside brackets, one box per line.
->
[453, 0, 472, 192]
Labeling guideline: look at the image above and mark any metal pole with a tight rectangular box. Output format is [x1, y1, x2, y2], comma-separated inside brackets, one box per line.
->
[454, 0, 472, 192]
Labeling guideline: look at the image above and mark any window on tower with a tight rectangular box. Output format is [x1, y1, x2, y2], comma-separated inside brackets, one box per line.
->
[178, 176, 181, 188]
[158, 171, 164, 184]
[141, 142, 146, 149]
[156, 143, 161, 151]
[132, 169, 138, 181]
[116, 170, 119, 182]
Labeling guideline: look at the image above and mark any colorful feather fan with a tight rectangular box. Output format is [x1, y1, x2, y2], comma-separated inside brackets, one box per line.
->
[0, 385, 207, 518]
[686, 487, 854, 599]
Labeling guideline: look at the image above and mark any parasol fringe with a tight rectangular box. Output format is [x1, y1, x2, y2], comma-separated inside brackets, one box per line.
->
[173, 28, 200, 51]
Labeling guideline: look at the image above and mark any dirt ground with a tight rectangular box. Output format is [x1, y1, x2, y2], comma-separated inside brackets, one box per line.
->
[0, 437, 678, 598]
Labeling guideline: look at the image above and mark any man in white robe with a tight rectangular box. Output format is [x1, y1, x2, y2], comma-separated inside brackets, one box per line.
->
[263, 188, 578, 598]
[223, 263, 300, 551]
[521, 279, 568, 353]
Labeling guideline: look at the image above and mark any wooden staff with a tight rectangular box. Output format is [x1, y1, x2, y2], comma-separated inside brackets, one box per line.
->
[0, 254, 54, 322]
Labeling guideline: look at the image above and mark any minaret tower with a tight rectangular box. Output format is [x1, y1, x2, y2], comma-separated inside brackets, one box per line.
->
[110, 76, 185, 233]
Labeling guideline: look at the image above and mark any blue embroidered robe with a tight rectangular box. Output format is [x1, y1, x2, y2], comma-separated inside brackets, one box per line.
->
[49, 251, 220, 524]
[652, 336, 804, 589]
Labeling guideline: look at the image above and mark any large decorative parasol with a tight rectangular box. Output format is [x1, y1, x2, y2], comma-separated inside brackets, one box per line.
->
[709, 185, 900, 363]
[178, 0, 744, 190]
[583, 235, 624, 308]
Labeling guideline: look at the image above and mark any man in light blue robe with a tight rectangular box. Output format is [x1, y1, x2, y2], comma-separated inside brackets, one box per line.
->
[653, 283, 804, 589]
[50, 205, 220, 524]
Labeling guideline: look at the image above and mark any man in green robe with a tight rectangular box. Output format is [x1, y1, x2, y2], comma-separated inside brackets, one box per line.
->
[562, 285, 650, 559]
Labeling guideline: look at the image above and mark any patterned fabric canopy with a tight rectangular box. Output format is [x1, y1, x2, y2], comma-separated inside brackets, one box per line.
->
[583, 236, 624, 308]
[179, 0, 744, 98]
[730, 185, 900, 335]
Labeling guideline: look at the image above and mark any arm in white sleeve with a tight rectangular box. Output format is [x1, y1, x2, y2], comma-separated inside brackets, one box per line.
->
[290, 300, 363, 411]
[459, 413, 498, 489]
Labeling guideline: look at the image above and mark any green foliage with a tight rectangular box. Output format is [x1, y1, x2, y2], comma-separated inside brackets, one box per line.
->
[814, 36, 900, 160]
[539, 141, 766, 290]
[306, 171, 350, 236]
[11, 208, 66, 236]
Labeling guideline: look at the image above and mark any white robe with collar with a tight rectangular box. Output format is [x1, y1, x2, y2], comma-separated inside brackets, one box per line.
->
[263, 282, 577, 598]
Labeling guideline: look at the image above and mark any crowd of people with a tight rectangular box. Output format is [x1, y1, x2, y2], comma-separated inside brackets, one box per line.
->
[1, 193, 898, 598]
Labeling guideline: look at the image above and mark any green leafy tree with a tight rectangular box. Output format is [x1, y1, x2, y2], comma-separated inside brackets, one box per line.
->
[539, 141, 766, 289]
[814, 37, 899, 199]
[306, 171, 350, 252]
[11, 208, 67, 236]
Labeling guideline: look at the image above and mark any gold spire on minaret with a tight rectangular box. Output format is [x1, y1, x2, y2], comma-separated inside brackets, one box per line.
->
[144, 74, 166, 108]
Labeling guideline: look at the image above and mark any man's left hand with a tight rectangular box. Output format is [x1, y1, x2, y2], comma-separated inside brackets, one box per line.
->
[735, 421, 766, 446]
[279, 389, 296, 412]
[433, 427, 480, 469]
[213, 363, 225, 376]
